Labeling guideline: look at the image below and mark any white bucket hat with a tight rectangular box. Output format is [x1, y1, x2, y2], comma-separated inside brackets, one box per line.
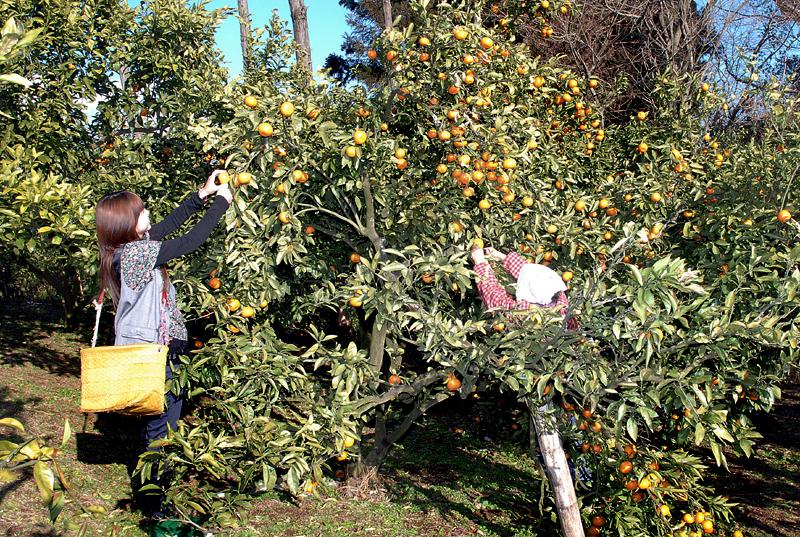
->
[515, 263, 567, 305]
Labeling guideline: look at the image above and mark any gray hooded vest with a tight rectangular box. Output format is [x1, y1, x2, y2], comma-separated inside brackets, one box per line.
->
[113, 244, 177, 346]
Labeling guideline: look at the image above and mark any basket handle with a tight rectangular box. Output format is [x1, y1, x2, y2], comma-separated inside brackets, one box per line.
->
[91, 290, 105, 348]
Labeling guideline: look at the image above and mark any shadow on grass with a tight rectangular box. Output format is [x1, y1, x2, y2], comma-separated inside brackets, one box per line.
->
[380, 398, 558, 537]
[706, 383, 800, 537]
[0, 301, 96, 378]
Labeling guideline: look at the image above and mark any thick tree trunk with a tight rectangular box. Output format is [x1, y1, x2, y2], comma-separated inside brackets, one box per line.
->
[288, 0, 313, 75]
[528, 398, 585, 537]
[383, 0, 393, 30]
[237, 0, 252, 73]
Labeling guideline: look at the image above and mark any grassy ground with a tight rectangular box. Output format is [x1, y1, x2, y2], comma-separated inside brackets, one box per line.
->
[0, 301, 798, 536]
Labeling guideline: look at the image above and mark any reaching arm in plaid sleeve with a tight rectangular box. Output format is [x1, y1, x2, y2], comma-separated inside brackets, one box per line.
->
[474, 251, 579, 329]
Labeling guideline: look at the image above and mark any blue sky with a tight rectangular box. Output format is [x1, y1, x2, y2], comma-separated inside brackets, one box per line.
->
[130, 1, 351, 78]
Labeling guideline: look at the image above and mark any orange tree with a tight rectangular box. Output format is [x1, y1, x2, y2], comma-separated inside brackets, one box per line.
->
[0, 0, 227, 324]
[133, 0, 796, 535]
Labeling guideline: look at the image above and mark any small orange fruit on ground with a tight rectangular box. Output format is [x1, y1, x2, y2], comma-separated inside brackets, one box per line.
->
[778, 209, 792, 223]
[209, 277, 221, 290]
[389, 374, 402, 385]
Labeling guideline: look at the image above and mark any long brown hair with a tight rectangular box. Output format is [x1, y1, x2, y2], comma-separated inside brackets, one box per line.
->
[95, 191, 166, 307]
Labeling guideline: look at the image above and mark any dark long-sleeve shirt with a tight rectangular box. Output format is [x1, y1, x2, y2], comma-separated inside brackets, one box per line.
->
[150, 192, 230, 266]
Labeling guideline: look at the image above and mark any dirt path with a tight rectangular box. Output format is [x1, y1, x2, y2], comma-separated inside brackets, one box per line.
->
[708, 382, 800, 537]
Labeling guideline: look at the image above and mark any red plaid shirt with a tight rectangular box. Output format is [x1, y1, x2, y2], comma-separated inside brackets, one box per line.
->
[474, 252, 579, 329]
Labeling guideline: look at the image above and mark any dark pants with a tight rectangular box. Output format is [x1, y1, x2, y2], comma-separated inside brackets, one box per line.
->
[137, 345, 186, 516]
[143, 359, 184, 448]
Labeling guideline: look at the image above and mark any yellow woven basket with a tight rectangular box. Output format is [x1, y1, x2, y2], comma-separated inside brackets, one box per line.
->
[80, 344, 167, 415]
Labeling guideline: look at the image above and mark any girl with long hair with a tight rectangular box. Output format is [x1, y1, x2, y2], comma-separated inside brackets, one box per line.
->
[94, 170, 232, 518]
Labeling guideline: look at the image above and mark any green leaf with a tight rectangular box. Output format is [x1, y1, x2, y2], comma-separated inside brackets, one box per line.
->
[0, 73, 32, 87]
[627, 263, 643, 286]
[626, 416, 638, 441]
[712, 426, 735, 443]
[60, 420, 71, 449]
[694, 422, 705, 445]
[33, 461, 54, 503]
[0, 418, 24, 434]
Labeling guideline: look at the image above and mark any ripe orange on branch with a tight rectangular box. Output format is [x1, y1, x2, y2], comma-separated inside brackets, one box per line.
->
[279, 101, 295, 117]
[243, 95, 258, 109]
[258, 122, 274, 137]
[446, 374, 462, 391]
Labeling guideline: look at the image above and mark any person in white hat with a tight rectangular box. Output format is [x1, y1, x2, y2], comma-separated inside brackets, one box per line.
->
[470, 246, 578, 329]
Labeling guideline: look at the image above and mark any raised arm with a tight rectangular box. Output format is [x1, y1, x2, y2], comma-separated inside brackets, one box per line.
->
[472, 248, 530, 311]
[154, 192, 231, 266]
[149, 170, 227, 241]
[148, 192, 205, 241]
